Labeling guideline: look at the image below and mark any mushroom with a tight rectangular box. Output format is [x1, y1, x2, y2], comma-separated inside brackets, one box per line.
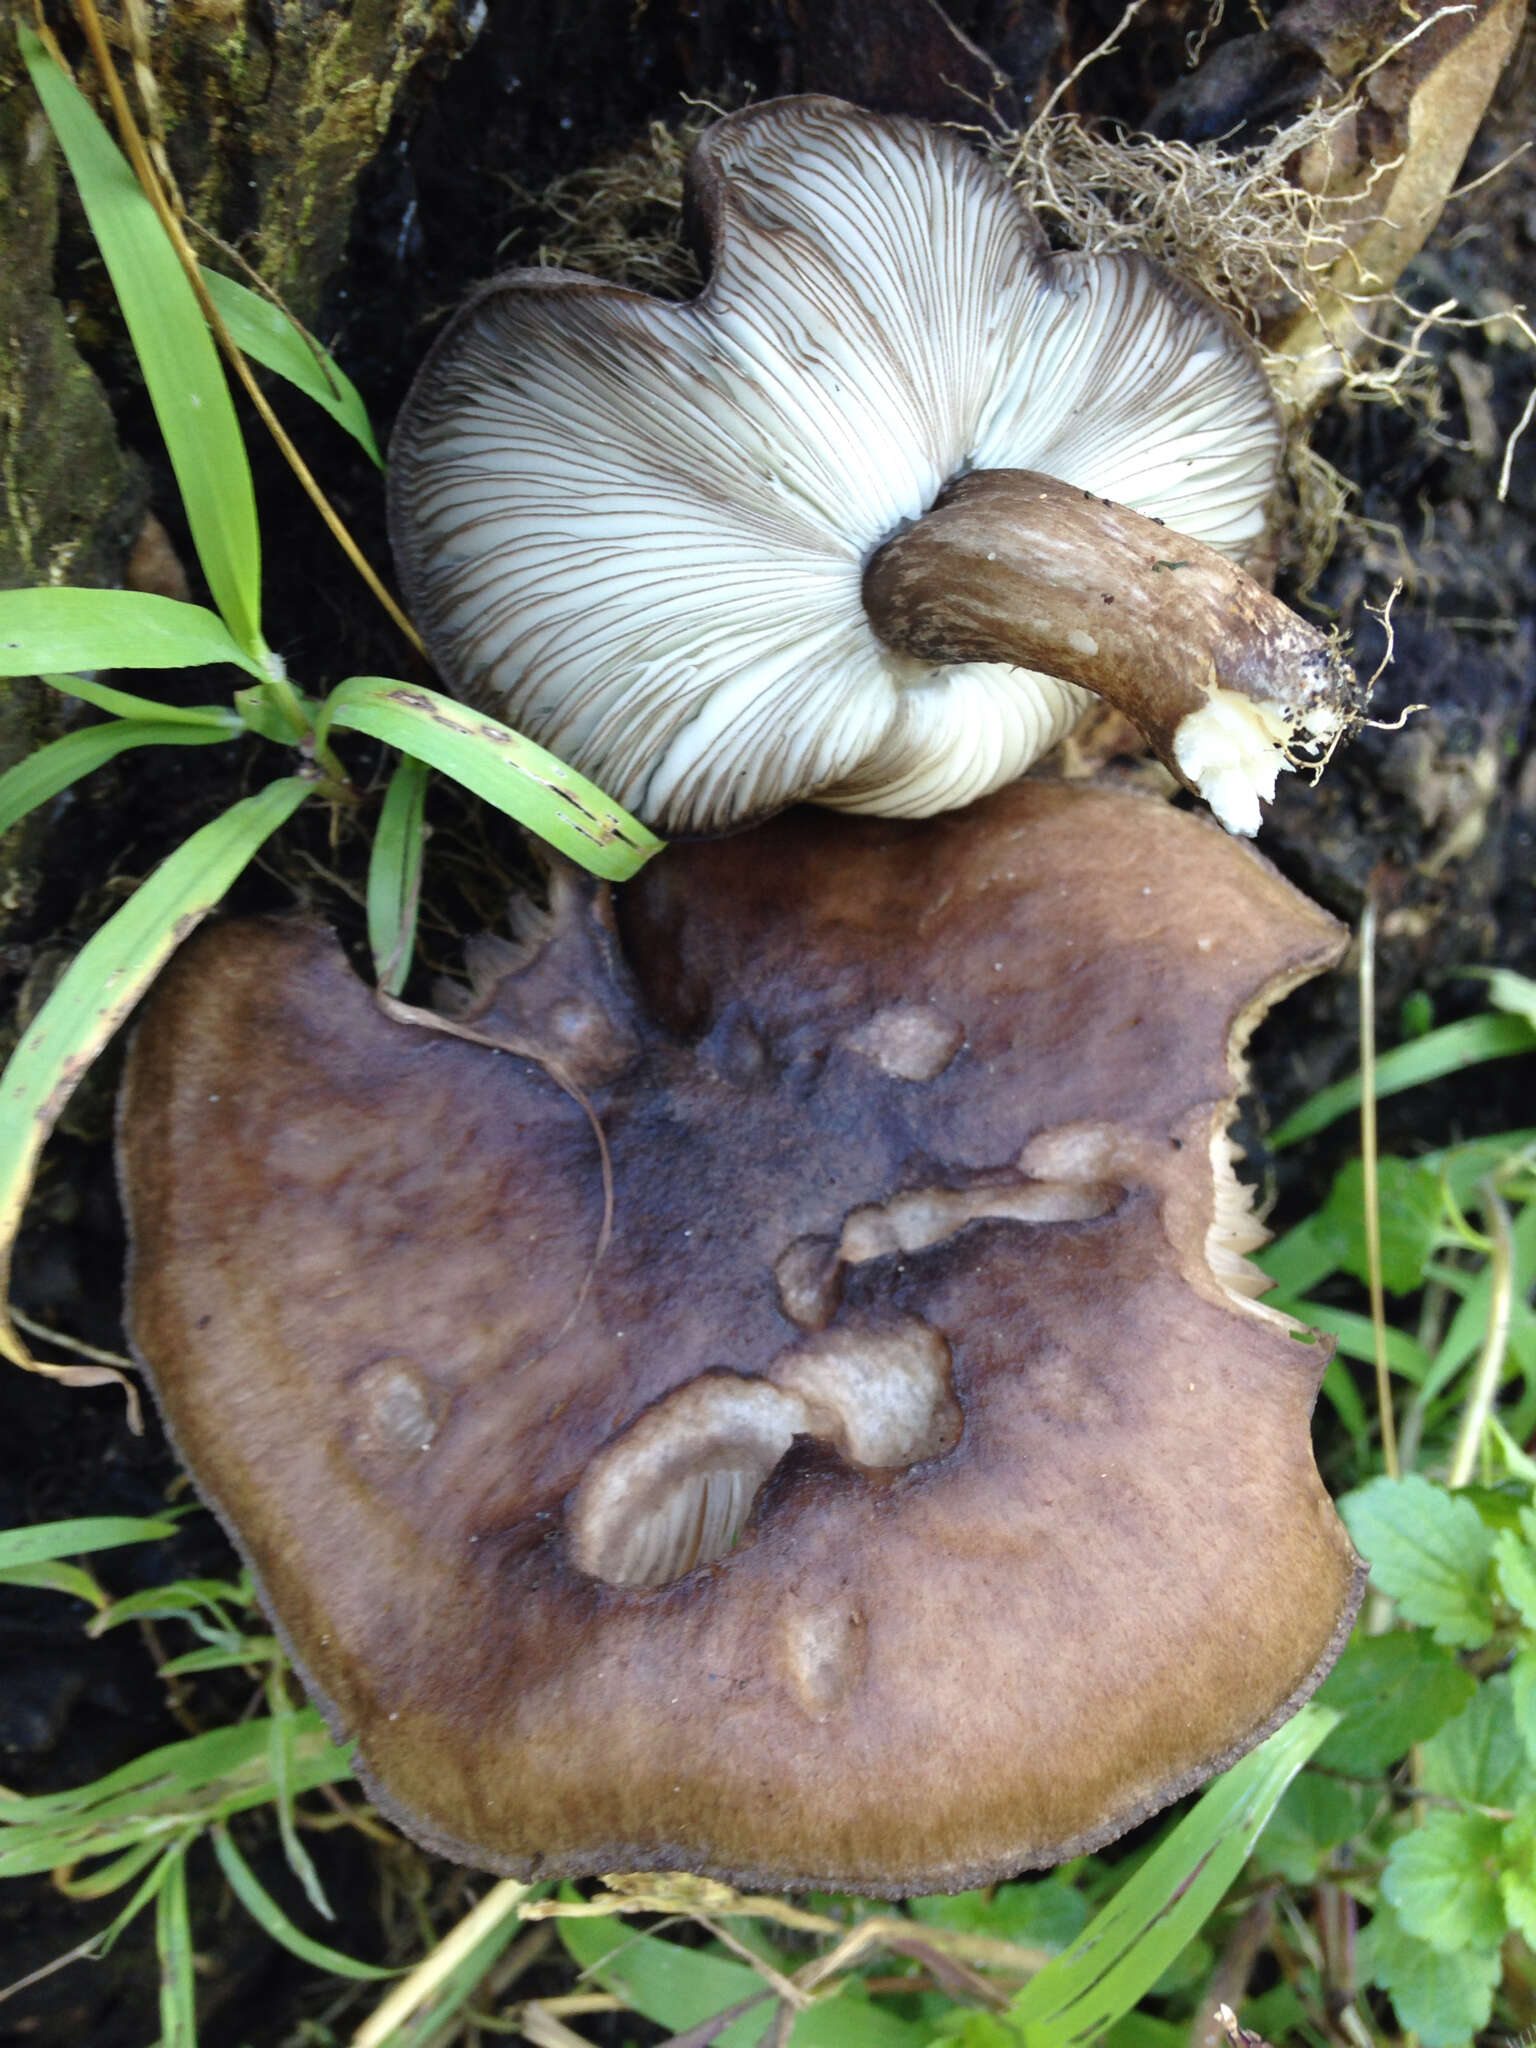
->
[118, 778, 1363, 1893]
[388, 96, 1361, 840]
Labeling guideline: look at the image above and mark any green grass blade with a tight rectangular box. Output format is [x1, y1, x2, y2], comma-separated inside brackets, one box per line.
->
[0, 588, 268, 682]
[1270, 1015, 1536, 1148]
[317, 676, 663, 883]
[367, 753, 430, 996]
[158, 1640, 280, 1677]
[19, 30, 263, 656]
[0, 1515, 178, 1568]
[1006, 1705, 1338, 2046]
[46, 675, 246, 726]
[267, 1677, 333, 1921]
[0, 776, 310, 1370]
[156, 1841, 198, 2048]
[0, 721, 238, 839]
[199, 269, 383, 466]
[0, 1559, 107, 1606]
[211, 1826, 396, 1980]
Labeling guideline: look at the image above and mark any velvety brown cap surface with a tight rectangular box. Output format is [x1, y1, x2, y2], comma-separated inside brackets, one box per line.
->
[119, 780, 1361, 1893]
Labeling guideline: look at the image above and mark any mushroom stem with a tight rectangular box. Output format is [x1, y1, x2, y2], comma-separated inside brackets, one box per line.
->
[862, 470, 1363, 835]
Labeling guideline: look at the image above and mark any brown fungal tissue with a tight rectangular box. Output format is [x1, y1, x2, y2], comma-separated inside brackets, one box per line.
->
[118, 780, 1363, 1894]
[388, 95, 1363, 840]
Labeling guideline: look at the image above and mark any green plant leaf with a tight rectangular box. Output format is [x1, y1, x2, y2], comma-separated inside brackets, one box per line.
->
[1002, 1704, 1336, 2045]
[0, 776, 310, 1370]
[0, 1710, 354, 1876]
[557, 1910, 927, 2047]
[1355, 1900, 1501, 2048]
[0, 1515, 178, 1568]
[1312, 1630, 1478, 1773]
[1502, 1808, 1536, 1945]
[0, 1559, 108, 1606]
[1318, 1156, 1445, 1294]
[211, 1825, 396, 1979]
[156, 1840, 198, 2048]
[367, 753, 430, 997]
[1247, 1772, 1370, 1884]
[1494, 1512, 1536, 1627]
[1337, 1474, 1496, 1647]
[1419, 1673, 1531, 1808]
[1270, 1014, 1536, 1148]
[1458, 965, 1536, 1026]
[1513, 1647, 1536, 1768]
[19, 29, 263, 655]
[0, 587, 268, 682]
[909, 1879, 1088, 1955]
[1380, 1809, 1508, 1951]
[198, 267, 384, 465]
[316, 676, 662, 883]
[0, 719, 239, 840]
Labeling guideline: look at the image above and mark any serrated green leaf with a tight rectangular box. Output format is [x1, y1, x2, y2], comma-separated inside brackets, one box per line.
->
[1419, 1673, 1531, 1808]
[1494, 1513, 1536, 1626]
[199, 268, 383, 465]
[0, 588, 268, 682]
[0, 775, 310, 1370]
[1270, 1014, 1536, 1147]
[19, 31, 263, 655]
[1338, 1475, 1496, 1647]
[1313, 1631, 1477, 1773]
[1380, 1810, 1507, 1951]
[1503, 1808, 1536, 1946]
[0, 1516, 178, 1568]
[1318, 1156, 1444, 1295]
[1248, 1772, 1371, 1883]
[316, 676, 662, 883]
[1356, 1900, 1501, 2048]
[0, 719, 238, 840]
[1513, 1647, 1536, 1768]
[909, 1878, 1087, 1955]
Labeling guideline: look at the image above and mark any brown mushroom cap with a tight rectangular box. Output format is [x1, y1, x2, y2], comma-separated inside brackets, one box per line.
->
[118, 781, 1362, 1894]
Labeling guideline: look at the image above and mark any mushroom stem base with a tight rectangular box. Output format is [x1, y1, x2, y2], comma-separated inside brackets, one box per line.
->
[862, 469, 1363, 831]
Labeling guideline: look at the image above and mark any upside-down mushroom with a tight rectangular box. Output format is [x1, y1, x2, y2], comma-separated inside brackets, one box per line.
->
[389, 96, 1362, 838]
[118, 779, 1362, 1893]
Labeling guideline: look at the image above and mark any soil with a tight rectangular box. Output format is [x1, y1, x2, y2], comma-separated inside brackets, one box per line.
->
[2, 2, 1533, 2042]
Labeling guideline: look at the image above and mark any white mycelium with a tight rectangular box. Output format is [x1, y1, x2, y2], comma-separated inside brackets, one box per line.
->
[391, 99, 1284, 833]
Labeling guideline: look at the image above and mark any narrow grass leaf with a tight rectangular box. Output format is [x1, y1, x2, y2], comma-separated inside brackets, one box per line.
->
[49, 675, 245, 727]
[317, 677, 662, 882]
[1004, 1705, 1337, 2045]
[367, 752, 430, 996]
[0, 588, 268, 681]
[199, 268, 383, 466]
[156, 1841, 198, 2048]
[211, 1825, 397, 1979]
[19, 30, 263, 654]
[0, 776, 310, 1373]
[267, 1678, 334, 1921]
[55, 1834, 167, 1901]
[0, 721, 238, 839]
[1270, 1300, 1432, 1384]
[0, 1515, 178, 1568]
[1270, 1016, 1536, 1148]
[159, 1640, 280, 1678]
[0, 1560, 107, 1607]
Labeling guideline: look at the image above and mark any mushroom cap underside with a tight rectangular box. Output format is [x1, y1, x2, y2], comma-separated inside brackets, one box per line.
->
[119, 780, 1362, 1893]
[387, 95, 1283, 832]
